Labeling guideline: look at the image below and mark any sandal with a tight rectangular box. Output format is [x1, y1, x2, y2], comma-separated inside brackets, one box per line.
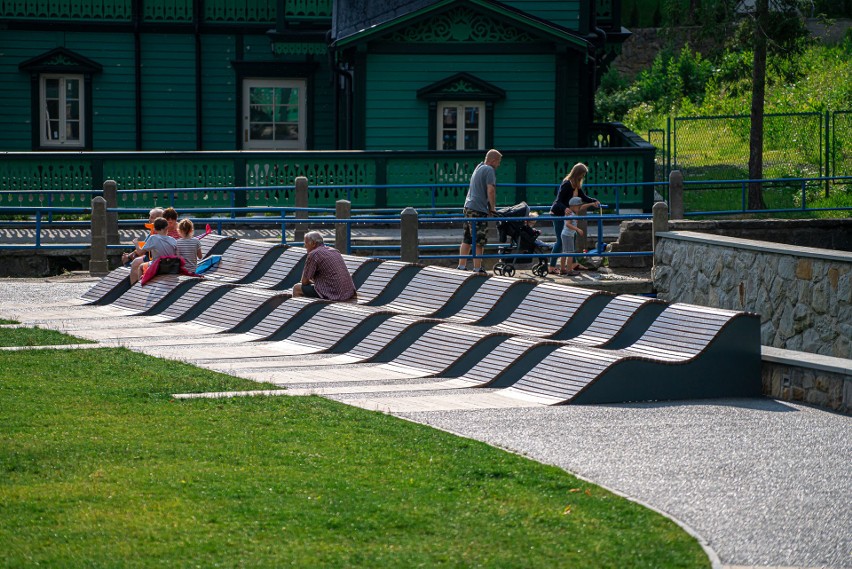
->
[548, 267, 560, 275]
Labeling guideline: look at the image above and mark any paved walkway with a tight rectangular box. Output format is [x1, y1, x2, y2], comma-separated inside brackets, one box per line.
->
[1, 277, 849, 569]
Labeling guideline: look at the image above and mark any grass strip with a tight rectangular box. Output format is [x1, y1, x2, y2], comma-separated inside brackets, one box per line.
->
[0, 319, 19, 325]
[0, 327, 95, 347]
[0, 348, 709, 568]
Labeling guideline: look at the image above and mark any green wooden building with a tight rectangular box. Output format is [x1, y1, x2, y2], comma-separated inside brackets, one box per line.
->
[0, 0, 652, 209]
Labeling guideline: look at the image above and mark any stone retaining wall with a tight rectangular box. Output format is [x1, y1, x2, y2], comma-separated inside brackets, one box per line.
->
[609, 217, 852, 268]
[762, 347, 851, 414]
[654, 231, 851, 359]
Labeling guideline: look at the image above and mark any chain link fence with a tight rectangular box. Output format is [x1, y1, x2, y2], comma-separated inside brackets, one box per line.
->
[672, 112, 826, 181]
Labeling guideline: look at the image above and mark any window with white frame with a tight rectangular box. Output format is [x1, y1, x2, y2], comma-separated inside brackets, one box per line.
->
[242, 79, 307, 150]
[40, 74, 84, 148]
[437, 101, 485, 150]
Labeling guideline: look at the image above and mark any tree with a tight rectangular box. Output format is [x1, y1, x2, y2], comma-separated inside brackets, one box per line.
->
[735, 0, 809, 209]
[748, 0, 768, 210]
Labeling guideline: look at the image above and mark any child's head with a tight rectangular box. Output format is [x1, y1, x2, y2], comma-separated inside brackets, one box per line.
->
[568, 197, 583, 214]
[178, 218, 194, 238]
[163, 207, 178, 226]
[525, 211, 539, 227]
[153, 217, 169, 233]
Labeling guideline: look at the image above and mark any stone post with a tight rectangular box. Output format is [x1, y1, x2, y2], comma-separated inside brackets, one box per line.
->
[89, 196, 109, 276]
[294, 176, 308, 243]
[669, 169, 684, 220]
[102, 179, 120, 245]
[335, 199, 351, 254]
[651, 201, 669, 268]
[400, 207, 419, 263]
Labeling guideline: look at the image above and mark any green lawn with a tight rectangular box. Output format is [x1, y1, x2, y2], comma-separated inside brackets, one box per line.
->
[0, 319, 18, 325]
[0, 326, 95, 347]
[0, 341, 709, 568]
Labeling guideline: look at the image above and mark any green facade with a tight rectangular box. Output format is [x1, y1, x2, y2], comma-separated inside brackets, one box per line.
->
[501, 0, 582, 31]
[365, 53, 570, 150]
[0, 1, 651, 207]
[0, 30, 337, 152]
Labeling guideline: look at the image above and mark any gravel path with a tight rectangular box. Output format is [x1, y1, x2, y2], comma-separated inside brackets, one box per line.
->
[2, 278, 850, 569]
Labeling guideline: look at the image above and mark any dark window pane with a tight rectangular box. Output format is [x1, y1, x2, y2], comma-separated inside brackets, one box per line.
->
[250, 123, 273, 140]
[67, 101, 80, 120]
[250, 106, 273, 122]
[275, 124, 298, 140]
[464, 131, 479, 150]
[48, 120, 60, 140]
[66, 121, 80, 141]
[442, 130, 457, 150]
[250, 88, 273, 105]
[442, 107, 457, 128]
[45, 79, 59, 99]
[464, 107, 479, 128]
[65, 79, 80, 99]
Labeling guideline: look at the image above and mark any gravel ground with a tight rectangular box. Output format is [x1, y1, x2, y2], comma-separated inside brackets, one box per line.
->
[2, 278, 850, 569]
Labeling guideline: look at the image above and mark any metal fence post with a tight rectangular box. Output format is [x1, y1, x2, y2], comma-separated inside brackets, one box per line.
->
[102, 179, 119, 245]
[335, 199, 351, 254]
[89, 196, 109, 276]
[651, 201, 669, 268]
[669, 169, 684, 220]
[294, 176, 308, 243]
[400, 207, 419, 263]
[825, 110, 831, 197]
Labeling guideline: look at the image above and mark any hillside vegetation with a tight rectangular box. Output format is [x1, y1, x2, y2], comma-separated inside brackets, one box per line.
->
[597, 31, 852, 132]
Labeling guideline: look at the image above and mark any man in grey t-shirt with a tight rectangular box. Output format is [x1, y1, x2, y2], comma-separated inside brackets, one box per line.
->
[458, 149, 502, 273]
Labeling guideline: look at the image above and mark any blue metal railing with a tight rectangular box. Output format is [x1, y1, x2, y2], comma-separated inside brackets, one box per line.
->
[2, 177, 849, 258]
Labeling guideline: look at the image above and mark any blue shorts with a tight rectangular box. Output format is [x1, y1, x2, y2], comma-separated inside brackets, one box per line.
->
[300, 283, 319, 298]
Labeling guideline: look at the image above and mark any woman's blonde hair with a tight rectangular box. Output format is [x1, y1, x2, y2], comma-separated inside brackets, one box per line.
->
[178, 218, 194, 237]
[563, 163, 589, 187]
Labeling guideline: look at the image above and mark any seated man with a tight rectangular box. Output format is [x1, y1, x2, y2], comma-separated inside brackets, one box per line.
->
[292, 231, 357, 301]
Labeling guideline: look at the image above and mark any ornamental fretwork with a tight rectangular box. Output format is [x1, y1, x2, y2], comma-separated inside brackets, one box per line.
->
[443, 80, 477, 94]
[44, 55, 76, 67]
[389, 8, 537, 43]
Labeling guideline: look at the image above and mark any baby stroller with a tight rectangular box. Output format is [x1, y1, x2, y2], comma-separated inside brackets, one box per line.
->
[492, 202, 550, 278]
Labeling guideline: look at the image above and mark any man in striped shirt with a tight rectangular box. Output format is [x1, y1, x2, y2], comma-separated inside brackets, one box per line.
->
[292, 231, 357, 301]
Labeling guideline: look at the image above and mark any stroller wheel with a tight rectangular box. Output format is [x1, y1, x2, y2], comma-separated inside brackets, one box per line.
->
[493, 262, 504, 276]
[534, 263, 548, 277]
[504, 265, 516, 278]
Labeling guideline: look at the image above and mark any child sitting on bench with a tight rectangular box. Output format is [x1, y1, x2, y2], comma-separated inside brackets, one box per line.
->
[175, 218, 203, 273]
[126, 217, 178, 285]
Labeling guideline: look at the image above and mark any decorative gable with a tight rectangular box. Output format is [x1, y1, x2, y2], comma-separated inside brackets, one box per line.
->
[417, 73, 505, 101]
[19, 47, 103, 74]
[332, 0, 589, 52]
[388, 7, 537, 43]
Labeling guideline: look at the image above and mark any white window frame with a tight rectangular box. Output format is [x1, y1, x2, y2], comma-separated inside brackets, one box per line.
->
[242, 78, 307, 150]
[40, 74, 85, 148]
[437, 101, 486, 151]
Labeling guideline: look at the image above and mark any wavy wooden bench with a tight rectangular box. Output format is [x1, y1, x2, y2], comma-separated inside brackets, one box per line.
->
[482, 282, 615, 339]
[241, 320, 516, 385]
[80, 233, 234, 305]
[246, 247, 307, 289]
[434, 296, 668, 390]
[501, 304, 762, 405]
[178, 261, 419, 361]
[442, 276, 537, 324]
[200, 239, 284, 283]
[368, 265, 485, 316]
